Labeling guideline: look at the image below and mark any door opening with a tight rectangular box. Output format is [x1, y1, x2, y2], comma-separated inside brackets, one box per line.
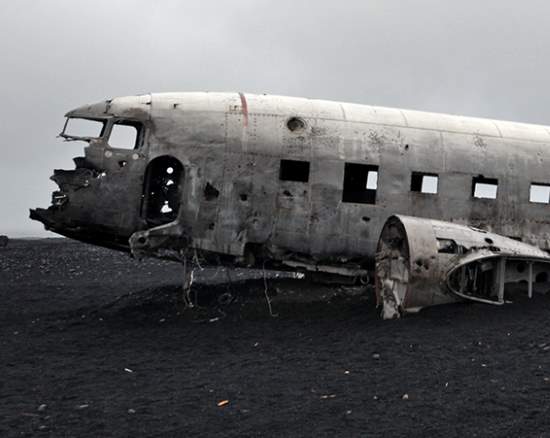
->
[142, 156, 184, 226]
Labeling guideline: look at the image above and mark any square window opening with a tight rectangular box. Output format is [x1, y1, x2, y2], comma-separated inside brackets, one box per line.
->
[472, 176, 498, 199]
[279, 159, 310, 182]
[411, 172, 438, 194]
[108, 120, 143, 150]
[530, 183, 550, 204]
[342, 163, 379, 204]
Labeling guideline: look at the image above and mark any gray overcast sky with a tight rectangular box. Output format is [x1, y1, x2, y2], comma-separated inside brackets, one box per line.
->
[2, 0, 550, 236]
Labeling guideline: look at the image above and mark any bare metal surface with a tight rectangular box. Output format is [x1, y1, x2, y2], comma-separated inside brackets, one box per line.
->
[376, 215, 550, 318]
[30, 92, 550, 315]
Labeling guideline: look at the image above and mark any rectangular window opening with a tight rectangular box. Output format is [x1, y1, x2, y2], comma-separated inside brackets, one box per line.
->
[279, 159, 310, 182]
[530, 183, 550, 204]
[342, 163, 379, 204]
[411, 172, 438, 194]
[472, 176, 498, 199]
[108, 120, 143, 150]
[62, 117, 106, 140]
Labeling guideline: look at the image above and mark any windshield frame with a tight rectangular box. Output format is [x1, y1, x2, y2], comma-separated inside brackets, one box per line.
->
[59, 117, 108, 142]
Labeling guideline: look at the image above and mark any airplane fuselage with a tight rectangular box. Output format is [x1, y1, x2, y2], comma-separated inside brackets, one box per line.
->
[31, 92, 550, 277]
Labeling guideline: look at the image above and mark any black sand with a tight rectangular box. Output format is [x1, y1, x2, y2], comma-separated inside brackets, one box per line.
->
[2, 239, 550, 437]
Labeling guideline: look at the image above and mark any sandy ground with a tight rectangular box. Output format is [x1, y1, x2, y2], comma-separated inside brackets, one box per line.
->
[2, 239, 550, 437]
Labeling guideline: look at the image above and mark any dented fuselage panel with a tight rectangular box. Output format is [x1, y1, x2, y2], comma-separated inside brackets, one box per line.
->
[30, 92, 550, 288]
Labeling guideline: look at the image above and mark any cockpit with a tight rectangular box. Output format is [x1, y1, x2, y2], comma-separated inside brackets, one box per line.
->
[60, 117, 144, 150]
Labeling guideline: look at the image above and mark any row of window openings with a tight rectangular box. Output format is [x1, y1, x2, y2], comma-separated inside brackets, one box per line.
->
[279, 159, 550, 205]
[65, 118, 142, 149]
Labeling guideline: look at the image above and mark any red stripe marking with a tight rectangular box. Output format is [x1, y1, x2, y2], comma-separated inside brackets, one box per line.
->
[238, 92, 249, 127]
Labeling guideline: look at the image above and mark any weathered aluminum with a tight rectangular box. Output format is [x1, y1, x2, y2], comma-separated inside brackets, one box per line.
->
[376, 215, 550, 318]
[29, 92, 550, 305]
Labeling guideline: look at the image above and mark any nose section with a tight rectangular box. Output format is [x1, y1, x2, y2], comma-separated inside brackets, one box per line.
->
[29, 206, 132, 250]
[31, 95, 155, 249]
[30, 155, 147, 250]
[29, 165, 136, 250]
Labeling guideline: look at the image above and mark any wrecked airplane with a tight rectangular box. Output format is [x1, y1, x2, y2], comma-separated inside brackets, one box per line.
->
[30, 92, 550, 318]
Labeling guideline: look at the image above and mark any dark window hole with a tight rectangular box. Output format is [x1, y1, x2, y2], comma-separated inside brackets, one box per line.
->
[142, 156, 183, 226]
[279, 159, 310, 182]
[342, 162, 378, 204]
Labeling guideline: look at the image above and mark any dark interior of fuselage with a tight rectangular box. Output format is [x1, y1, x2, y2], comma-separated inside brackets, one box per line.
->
[141, 156, 184, 227]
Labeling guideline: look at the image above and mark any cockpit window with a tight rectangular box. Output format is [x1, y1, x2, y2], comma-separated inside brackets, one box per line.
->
[108, 120, 143, 149]
[62, 118, 106, 140]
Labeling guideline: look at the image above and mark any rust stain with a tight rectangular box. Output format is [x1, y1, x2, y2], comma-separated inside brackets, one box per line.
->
[238, 92, 249, 127]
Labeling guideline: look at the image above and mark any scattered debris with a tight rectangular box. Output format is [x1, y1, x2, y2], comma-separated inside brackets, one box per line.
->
[128, 408, 136, 414]
[124, 368, 134, 373]
[77, 404, 89, 409]
[262, 264, 278, 318]
[402, 394, 409, 400]
[217, 400, 229, 407]
[38, 404, 47, 412]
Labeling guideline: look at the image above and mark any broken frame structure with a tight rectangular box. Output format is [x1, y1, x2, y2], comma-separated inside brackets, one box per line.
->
[376, 216, 550, 318]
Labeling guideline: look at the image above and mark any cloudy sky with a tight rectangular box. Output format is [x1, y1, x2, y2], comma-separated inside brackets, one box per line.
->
[2, 0, 550, 236]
